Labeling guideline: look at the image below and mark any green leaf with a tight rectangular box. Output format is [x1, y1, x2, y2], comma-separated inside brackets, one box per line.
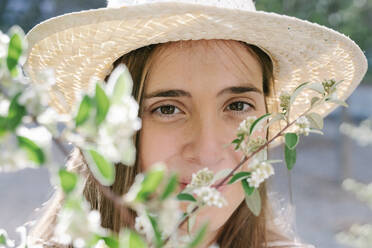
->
[177, 193, 197, 202]
[89, 235, 119, 248]
[64, 197, 82, 210]
[307, 82, 325, 95]
[147, 214, 163, 248]
[58, 169, 78, 194]
[290, 82, 310, 105]
[161, 173, 178, 200]
[311, 97, 321, 107]
[232, 137, 244, 150]
[306, 112, 324, 130]
[110, 65, 134, 104]
[249, 113, 271, 135]
[244, 188, 261, 216]
[187, 222, 208, 248]
[17, 135, 45, 165]
[75, 95, 93, 127]
[241, 179, 255, 195]
[284, 145, 296, 170]
[7, 33, 22, 77]
[188, 214, 196, 234]
[308, 128, 324, 135]
[325, 98, 349, 108]
[86, 149, 115, 186]
[0, 233, 6, 245]
[102, 235, 119, 248]
[136, 166, 165, 202]
[120, 229, 147, 248]
[95, 83, 110, 126]
[0, 116, 8, 137]
[264, 113, 284, 130]
[284, 132, 299, 150]
[228, 172, 251, 184]
[7, 93, 26, 131]
[266, 159, 283, 164]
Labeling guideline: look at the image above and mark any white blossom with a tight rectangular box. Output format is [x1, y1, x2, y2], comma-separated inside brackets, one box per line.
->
[63, 95, 141, 166]
[237, 116, 257, 136]
[54, 198, 106, 248]
[246, 161, 275, 188]
[193, 186, 227, 208]
[18, 68, 61, 117]
[123, 173, 145, 204]
[134, 212, 154, 243]
[16, 126, 52, 148]
[295, 116, 311, 136]
[96, 97, 141, 165]
[240, 136, 266, 156]
[15, 226, 27, 248]
[158, 198, 183, 237]
[246, 157, 261, 171]
[16, 125, 54, 166]
[0, 97, 10, 116]
[93, 240, 109, 248]
[186, 168, 214, 190]
[0, 30, 9, 58]
[0, 133, 34, 172]
[36, 107, 72, 138]
[0, 229, 15, 248]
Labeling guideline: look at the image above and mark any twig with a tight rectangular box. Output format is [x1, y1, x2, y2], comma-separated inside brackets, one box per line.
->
[163, 107, 313, 245]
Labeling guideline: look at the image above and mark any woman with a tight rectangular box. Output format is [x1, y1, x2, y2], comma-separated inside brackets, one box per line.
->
[23, 0, 367, 247]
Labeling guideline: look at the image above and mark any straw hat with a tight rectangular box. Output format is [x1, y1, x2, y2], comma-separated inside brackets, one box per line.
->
[23, 0, 368, 148]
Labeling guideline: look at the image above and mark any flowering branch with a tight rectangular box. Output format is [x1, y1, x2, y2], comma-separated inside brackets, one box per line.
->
[161, 79, 347, 247]
[0, 25, 349, 248]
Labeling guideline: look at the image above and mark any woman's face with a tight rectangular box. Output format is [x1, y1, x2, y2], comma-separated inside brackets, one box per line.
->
[138, 40, 267, 238]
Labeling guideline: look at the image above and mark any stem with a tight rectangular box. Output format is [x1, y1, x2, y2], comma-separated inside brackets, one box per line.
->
[163, 107, 314, 246]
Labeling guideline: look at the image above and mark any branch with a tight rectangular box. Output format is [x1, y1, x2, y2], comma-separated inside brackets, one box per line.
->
[163, 106, 314, 245]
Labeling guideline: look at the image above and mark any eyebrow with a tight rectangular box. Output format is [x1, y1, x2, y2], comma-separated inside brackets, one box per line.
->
[217, 85, 263, 96]
[144, 84, 263, 99]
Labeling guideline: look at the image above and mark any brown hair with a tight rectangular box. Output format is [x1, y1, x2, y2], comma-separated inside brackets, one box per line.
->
[29, 40, 289, 248]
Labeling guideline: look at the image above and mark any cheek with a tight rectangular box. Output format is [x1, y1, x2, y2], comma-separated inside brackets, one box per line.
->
[138, 118, 181, 171]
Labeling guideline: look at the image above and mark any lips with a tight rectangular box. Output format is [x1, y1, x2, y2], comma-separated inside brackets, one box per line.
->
[179, 182, 190, 191]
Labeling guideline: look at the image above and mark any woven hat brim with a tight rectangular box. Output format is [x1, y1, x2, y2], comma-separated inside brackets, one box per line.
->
[23, 2, 368, 149]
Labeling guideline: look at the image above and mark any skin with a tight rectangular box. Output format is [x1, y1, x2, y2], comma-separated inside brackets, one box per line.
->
[138, 39, 267, 247]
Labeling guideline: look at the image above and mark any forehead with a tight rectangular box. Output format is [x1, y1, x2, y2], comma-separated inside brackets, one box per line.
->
[145, 39, 263, 92]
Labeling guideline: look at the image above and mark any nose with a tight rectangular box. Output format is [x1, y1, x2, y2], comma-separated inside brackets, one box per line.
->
[181, 114, 225, 169]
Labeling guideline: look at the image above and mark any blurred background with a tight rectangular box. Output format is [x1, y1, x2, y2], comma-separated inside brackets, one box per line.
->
[0, 0, 371, 247]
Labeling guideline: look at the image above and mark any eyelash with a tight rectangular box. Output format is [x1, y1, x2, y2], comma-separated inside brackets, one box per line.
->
[150, 101, 255, 118]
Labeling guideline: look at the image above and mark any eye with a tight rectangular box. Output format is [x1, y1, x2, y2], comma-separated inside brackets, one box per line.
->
[151, 104, 182, 117]
[225, 101, 254, 114]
